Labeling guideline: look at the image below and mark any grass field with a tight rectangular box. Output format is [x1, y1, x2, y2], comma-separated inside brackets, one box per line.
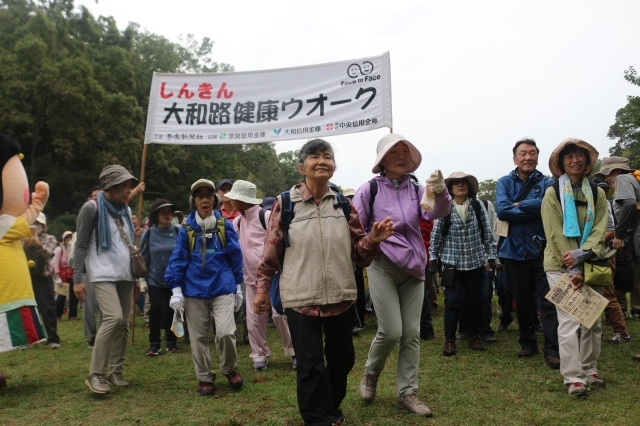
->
[1, 295, 639, 426]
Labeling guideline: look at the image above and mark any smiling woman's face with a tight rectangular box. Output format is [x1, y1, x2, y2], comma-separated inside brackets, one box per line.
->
[298, 149, 335, 183]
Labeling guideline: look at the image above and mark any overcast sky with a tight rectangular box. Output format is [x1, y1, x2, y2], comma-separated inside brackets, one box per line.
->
[77, 0, 640, 190]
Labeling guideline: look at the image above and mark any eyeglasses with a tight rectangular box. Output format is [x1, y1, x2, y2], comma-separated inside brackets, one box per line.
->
[450, 179, 467, 186]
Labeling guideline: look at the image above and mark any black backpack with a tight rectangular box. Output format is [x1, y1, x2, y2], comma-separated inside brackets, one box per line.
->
[440, 199, 487, 242]
[551, 180, 598, 206]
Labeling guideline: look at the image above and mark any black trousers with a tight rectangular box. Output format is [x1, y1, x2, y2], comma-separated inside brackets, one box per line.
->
[444, 267, 483, 339]
[286, 308, 354, 426]
[459, 269, 494, 337]
[503, 258, 559, 357]
[148, 286, 176, 344]
[32, 275, 60, 344]
[55, 278, 78, 319]
[353, 267, 366, 328]
[420, 269, 434, 335]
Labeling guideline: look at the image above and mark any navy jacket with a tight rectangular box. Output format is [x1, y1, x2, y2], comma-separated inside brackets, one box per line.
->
[496, 168, 554, 261]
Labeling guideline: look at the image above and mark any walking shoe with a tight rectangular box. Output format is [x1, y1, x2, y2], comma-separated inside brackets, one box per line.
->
[396, 390, 433, 417]
[352, 326, 360, 336]
[87, 337, 95, 349]
[566, 382, 588, 397]
[482, 334, 497, 343]
[586, 374, 606, 388]
[517, 347, 539, 358]
[608, 333, 632, 345]
[291, 357, 297, 370]
[496, 323, 510, 332]
[253, 361, 268, 371]
[632, 354, 640, 361]
[224, 369, 244, 389]
[166, 342, 179, 353]
[359, 369, 379, 402]
[107, 372, 129, 387]
[49, 343, 60, 349]
[85, 373, 111, 394]
[442, 338, 457, 356]
[468, 335, 485, 351]
[146, 343, 161, 356]
[198, 381, 215, 396]
[544, 354, 561, 369]
[332, 409, 345, 426]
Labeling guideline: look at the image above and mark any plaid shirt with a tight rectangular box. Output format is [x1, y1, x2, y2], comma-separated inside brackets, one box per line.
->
[429, 200, 497, 271]
[25, 232, 58, 277]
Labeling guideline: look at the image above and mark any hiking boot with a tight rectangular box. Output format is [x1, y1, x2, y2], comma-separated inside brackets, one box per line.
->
[517, 347, 539, 358]
[608, 333, 632, 345]
[198, 381, 215, 396]
[224, 369, 244, 389]
[147, 343, 161, 356]
[107, 372, 129, 387]
[586, 374, 606, 388]
[566, 382, 588, 397]
[359, 369, 379, 402]
[468, 335, 485, 351]
[544, 354, 561, 370]
[85, 373, 111, 394]
[166, 342, 179, 353]
[253, 361, 268, 371]
[396, 390, 433, 417]
[442, 338, 457, 356]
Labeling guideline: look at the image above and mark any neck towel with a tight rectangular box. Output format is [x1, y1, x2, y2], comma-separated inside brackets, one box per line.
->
[558, 174, 594, 247]
[97, 191, 134, 251]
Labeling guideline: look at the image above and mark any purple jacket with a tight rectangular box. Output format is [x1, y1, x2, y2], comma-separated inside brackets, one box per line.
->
[353, 176, 451, 280]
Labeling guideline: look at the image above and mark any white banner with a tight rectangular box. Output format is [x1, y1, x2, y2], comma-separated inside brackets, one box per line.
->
[144, 52, 392, 145]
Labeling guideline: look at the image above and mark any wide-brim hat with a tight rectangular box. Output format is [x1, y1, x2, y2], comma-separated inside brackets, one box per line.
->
[225, 180, 262, 205]
[62, 231, 73, 241]
[35, 212, 46, 225]
[444, 172, 479, 196]
[343, 188, 356, 197]
[595, 155, 635, 178]
[99, 165, 138, 191]
[372, 133, 422, 174]
[548, 138, 599, 179]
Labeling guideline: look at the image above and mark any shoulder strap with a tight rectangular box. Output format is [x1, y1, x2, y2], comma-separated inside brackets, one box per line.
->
[471, 199, 485, 242]
[517, 179, 537, 202]
[281, 191, 294, 248]
[481, 199, 488, 210]
[368, 179, 378, 231]
[441, 214, 452, 241]
[216, 216, 226, 250]
[183, 224, 201, 253]
[553, 180, 599, 206]
[259, 208, 267, 230]
[333, 191, 351, 221]
[143, 228, 151, 260]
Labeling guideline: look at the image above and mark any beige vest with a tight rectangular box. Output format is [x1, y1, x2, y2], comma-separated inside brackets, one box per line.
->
[279, 187, 357, 308]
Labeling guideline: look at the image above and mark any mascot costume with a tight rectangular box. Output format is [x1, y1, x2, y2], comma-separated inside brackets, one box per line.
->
[0, 134, 50, 388]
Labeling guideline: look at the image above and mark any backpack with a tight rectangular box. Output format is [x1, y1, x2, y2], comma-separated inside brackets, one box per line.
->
[367, 175, 419, 231]
[441, 199, 486, 243]
[183, 216, 227, 255]
[551, 181, 599, 206]
[237, 207, 269, 235]
[271, 189, 351, 314]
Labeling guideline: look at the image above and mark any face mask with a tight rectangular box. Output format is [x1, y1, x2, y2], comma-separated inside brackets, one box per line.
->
[171, 217, 179, 226]
[35, 224, 44, 235]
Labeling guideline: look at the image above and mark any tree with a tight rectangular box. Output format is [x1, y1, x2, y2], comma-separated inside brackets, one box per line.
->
[608, 66, 640, 168]
[476, 179, 497, 205]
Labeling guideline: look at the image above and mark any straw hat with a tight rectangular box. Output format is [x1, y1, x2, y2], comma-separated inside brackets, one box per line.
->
[444, 172, 479, 196]
[372, 133, 422, 174]
[225, 180, 263, 205]
[548, 138, 599, 179]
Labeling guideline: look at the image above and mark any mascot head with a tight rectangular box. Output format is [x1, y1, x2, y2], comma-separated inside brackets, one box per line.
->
[0, 135, 30, 217]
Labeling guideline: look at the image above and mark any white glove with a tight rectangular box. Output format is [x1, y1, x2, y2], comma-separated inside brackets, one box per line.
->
[425, 169, 444, 195]
[234, 284, 243, 312]
[138, 278, 148, 293]
[170, 287, 184, 312]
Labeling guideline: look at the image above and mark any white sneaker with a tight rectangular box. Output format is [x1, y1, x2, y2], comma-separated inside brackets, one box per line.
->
[49, 343, 60, 349]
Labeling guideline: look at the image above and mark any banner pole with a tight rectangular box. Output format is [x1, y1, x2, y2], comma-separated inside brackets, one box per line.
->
[131, 143, 148, 346]
[390, 127, 393, 133]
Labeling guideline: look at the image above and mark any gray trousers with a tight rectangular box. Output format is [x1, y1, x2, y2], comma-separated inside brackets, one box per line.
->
[81, 274, 102, 340]
[89, 281, 134, 376]
[364, 253, 424, 398]
[184, 294, 238, 383]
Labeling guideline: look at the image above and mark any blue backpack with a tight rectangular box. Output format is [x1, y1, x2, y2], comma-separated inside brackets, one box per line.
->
[269, 189, 350, 314]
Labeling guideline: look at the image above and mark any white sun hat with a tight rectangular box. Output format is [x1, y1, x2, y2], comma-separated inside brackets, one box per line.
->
[372, 133, 422, 174]
[225, 180, 263, 205]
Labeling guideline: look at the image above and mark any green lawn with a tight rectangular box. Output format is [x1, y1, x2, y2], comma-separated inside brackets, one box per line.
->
[1, 296, 639, 425]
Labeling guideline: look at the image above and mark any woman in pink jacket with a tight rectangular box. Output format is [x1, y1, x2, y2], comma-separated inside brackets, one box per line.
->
[353, 133, 450, 417]
[227, 180, 296, 371]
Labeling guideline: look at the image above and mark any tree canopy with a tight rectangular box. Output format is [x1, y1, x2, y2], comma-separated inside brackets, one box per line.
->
[0, 0, 300, 237]
[608, 66, 640, 167]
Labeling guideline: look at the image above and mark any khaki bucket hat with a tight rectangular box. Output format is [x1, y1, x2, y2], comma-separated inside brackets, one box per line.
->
[372, 133, 422, 174]
[444, 172, 479, 196]
[596, 156, 635, 178]
[99, 165, 138, 191]
[548, 138, 599, 179]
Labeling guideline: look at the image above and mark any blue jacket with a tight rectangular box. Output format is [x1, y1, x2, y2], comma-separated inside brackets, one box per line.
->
[496, 168, 554, 261]
[164, 210, 243, 299]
